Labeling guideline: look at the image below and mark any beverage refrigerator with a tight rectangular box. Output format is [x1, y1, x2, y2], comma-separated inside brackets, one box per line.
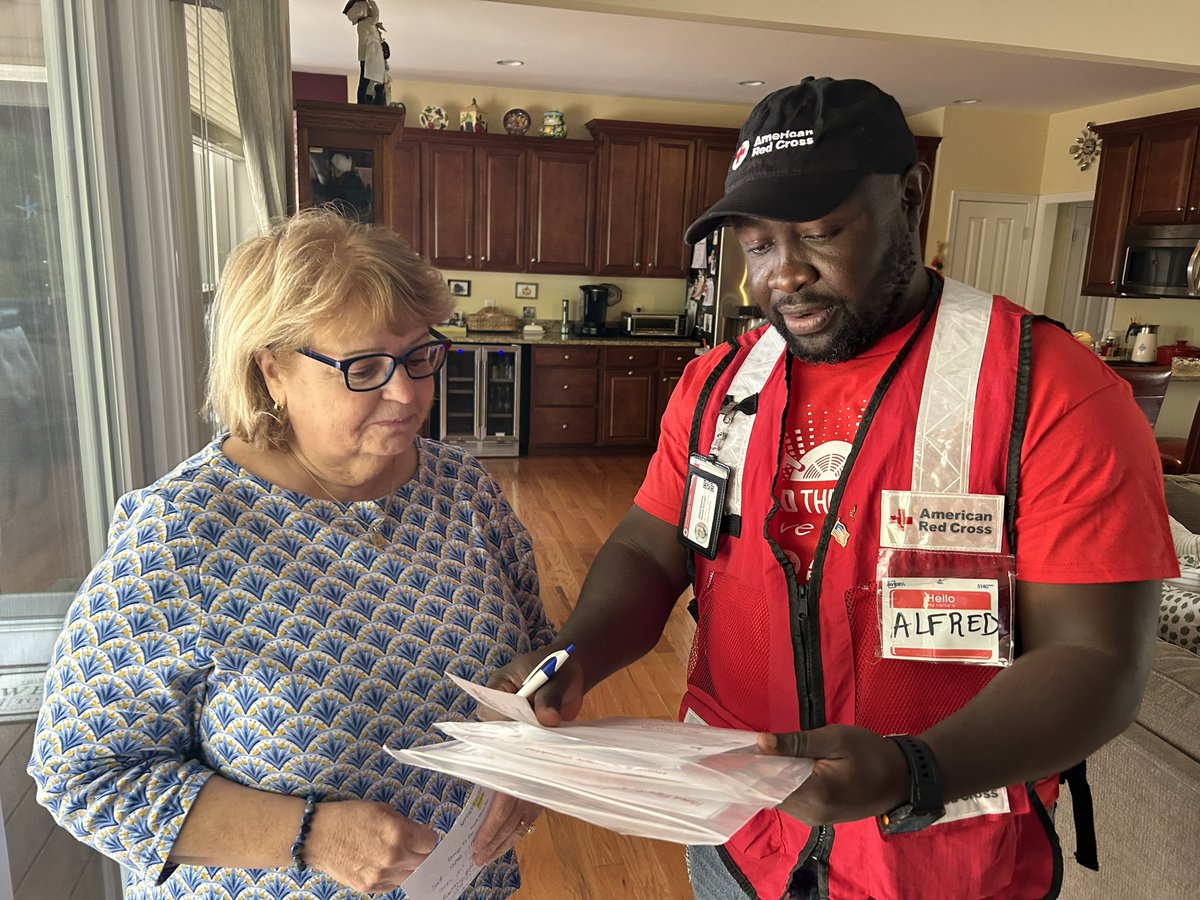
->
[684, 226, 762, 347]
[438, 344, 522, 457]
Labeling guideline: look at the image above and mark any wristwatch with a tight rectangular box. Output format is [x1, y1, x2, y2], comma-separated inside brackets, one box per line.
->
[877, 734, 945, 835]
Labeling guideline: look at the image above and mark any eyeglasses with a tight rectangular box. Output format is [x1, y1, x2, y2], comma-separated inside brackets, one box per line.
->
[297, 330, 452, 391]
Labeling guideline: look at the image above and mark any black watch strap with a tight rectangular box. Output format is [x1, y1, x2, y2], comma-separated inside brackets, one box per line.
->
[878, 734, 944, 834]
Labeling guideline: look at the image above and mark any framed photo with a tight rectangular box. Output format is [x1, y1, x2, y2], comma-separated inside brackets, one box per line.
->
[515, 282, 539, 300]
[448, 279, 471, 297]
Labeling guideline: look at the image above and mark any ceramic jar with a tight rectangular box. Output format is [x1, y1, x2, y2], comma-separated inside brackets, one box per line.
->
[459, 98, 486, 133]
[539, 109, 567, 138]
[1131, 325, 1159, 363]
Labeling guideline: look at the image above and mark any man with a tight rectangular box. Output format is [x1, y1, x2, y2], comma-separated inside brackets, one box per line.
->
[494, 77, 1178, 899]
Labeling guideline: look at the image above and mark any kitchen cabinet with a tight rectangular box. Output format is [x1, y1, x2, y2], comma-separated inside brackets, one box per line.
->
[600, 346, 659, 445]
[599, 346, 695, 447]
[1082, 132, 1139, 295]
[419, 137, 526, 271]
[1084, 107, 1200, 296]
[588, 120, 739, 280]
[295, 100, 406, 227]
[526, 143, 596, 275]
[528, 346, 599, 452]
[1129, 122, 1200, 225]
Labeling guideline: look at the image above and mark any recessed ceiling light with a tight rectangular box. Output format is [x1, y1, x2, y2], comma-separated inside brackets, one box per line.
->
[738, 80, 765, 87]
[954, 98, 980, 105]
[496, 59, 525, 67]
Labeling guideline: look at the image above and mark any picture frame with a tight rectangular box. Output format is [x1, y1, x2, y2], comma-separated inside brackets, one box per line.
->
[448, 279, 471, 297]
[515, 282, 539, 300]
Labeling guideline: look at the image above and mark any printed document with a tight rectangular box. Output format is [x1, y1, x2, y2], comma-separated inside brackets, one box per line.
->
[388, 676, 813, 846]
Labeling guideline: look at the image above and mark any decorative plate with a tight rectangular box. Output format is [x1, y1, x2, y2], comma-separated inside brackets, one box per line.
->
[503, 108, 531, 136]
[419, 105, 449, 130]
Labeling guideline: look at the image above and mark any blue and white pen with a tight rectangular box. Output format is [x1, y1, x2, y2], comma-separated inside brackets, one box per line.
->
[516, 644, 574, 699]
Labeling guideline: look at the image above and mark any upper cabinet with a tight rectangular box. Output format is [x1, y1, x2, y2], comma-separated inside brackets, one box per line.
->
[295, 100, 406, 228]
[1129, 121, 1200, 225]
[588, 120, 738, 279]
[1085, 107, 1200, 295]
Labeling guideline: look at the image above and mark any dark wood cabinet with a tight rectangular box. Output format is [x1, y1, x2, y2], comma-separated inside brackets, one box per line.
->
[390, 140, 422, 249]
[1082, 131, 1139, 295]
[528, 346, 599, 452]
[294, 100, 406, 227]
[588, 120, 740, 279]
[422, 140, 475, 268]
[476, 145, 527, 272]
[913, 135, 941, 257]
[527, 144, 596, 275]
[1130, 122, 1200, 225]
[600, 346, 658, 445]
[655, 347, 692, 429]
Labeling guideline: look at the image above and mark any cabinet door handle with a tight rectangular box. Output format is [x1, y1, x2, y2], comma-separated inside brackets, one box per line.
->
[563, 354, 570, 360]
[627, 354, 634, 360]
[562, 384, 569, 390]
[561, 423, 568, 430]
[467, 254, 473, 260]
[627, 370, 633, 375]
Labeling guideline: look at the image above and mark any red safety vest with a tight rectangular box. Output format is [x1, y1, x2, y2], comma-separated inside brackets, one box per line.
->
[679, 280, 1061, 899]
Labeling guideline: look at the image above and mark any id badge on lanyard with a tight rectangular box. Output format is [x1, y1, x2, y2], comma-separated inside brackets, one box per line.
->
[876, 490, 1015, 667]
[678, 400, 740, 559]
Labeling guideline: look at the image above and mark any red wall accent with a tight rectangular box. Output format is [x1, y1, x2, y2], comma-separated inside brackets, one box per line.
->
[292, 71, 348, 104]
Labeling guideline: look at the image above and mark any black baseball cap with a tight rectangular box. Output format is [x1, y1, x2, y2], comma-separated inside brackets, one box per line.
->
[685, 76, 917, 244]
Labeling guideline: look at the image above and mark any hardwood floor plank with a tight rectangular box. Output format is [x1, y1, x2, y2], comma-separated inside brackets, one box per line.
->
[484, 454, 696, 900]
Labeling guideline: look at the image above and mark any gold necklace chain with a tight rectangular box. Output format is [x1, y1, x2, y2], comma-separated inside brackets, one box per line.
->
[288, 447, 398, 549]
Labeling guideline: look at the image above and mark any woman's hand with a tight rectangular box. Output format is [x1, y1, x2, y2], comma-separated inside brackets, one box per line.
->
[471, 792, 544, 865]
[303, 799, 438, 894]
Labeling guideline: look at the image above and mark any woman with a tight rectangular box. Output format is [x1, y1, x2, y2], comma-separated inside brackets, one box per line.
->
[28, 210, 552, 898]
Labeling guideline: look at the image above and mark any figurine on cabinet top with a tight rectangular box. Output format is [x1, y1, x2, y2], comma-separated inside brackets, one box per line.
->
[460, 98, 487, 133]
[344, 0, 387, 105]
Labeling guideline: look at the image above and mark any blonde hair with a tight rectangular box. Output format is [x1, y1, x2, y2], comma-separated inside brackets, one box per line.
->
[205, 209, 454, 450]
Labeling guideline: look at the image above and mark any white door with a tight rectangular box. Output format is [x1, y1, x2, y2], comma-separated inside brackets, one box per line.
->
[1055, 203, 1113, 336]
[947, 195, 1037, 305]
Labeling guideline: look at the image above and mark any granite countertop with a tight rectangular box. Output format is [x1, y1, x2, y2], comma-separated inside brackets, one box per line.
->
[1104, 357, 1200, 382]
[440, 320, 699, 349]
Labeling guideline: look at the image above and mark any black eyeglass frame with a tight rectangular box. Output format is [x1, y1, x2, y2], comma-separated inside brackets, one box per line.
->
[296, 329, 453, 392]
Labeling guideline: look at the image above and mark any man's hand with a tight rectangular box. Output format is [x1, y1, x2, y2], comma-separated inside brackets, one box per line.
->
[487, 645, 585, 726]
[758, 725, 910, 824]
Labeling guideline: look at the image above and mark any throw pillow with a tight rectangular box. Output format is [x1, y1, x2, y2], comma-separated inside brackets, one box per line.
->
[1160, 516, 1200, 655]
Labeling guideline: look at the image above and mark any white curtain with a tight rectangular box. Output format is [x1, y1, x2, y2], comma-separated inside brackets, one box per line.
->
[208, 0, 294, 226]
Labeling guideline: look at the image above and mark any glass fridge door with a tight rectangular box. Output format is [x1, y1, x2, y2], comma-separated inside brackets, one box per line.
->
[440, 346, 479, 441]
[482, 347, 519, 444]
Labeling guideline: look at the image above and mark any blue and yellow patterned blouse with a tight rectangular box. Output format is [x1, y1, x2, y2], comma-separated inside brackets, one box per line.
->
[29, 437, 554, 899]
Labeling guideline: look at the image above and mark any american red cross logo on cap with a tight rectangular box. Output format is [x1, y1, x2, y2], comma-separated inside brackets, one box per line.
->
[731, 140, 750, 171]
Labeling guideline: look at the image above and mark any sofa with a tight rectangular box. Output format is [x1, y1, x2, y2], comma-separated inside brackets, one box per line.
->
[1058, 474, 1200, 899]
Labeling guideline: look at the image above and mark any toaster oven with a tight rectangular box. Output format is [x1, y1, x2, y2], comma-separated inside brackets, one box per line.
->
[621, 312, 685, 336]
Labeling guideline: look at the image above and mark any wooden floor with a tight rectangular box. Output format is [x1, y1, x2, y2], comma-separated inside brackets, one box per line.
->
[483, 453, 697, 900]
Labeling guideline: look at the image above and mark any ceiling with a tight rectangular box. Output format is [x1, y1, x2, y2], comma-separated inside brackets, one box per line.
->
[289, 0, 1200, 116]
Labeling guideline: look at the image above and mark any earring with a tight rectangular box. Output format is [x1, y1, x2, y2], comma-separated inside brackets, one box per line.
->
[273, 400, 284, 413]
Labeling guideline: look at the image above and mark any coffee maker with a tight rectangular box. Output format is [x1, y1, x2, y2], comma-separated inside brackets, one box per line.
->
[577, 283, 621, 335]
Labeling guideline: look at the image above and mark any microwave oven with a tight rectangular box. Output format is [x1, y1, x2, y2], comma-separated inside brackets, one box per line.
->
[622, 311, 685, 336]
[1120, 223, 1200, 298]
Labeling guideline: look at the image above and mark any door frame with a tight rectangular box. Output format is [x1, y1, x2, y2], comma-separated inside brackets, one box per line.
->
[945, 191, 1038, 306]
[1025, 191, 1096, 316]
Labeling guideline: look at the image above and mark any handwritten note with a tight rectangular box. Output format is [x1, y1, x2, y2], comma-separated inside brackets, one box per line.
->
[399, 785, 489, 900]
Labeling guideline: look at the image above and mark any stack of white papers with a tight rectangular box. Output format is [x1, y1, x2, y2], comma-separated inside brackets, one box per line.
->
[388, 677, 813, 845]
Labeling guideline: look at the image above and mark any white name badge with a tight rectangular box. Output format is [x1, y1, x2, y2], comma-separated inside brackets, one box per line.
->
[881, 576, 1002, 664]
[879, 490, 1004, 553]
[938, 786, 1011, 825]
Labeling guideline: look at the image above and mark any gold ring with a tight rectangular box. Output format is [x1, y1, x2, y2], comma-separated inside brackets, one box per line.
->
[519, 820, 536, 837]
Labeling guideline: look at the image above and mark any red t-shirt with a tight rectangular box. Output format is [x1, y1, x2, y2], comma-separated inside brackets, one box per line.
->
[636, 314, 1179, 585]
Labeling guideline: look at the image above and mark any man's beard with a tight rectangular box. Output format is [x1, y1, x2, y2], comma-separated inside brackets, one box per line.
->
[767, 218, 920, 363]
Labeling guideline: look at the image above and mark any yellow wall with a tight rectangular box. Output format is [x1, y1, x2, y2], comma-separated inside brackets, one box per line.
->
[1040, 83, 1200, 196]
[922, 106, 1048, 266]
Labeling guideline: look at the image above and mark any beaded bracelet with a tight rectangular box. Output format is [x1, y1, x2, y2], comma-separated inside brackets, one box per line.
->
[290, 794, 319, 871]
